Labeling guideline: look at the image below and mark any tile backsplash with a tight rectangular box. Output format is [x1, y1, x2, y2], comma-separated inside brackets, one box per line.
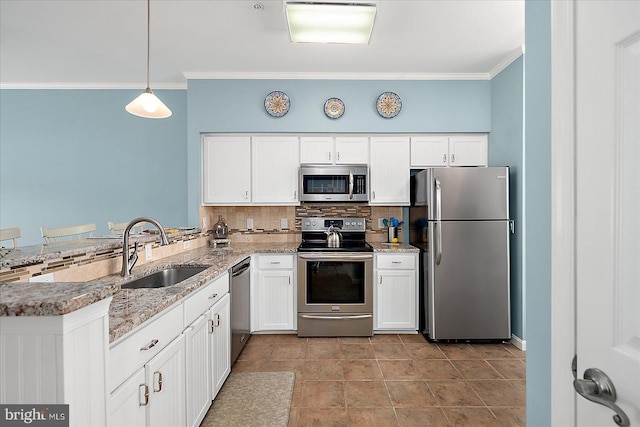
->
[200, 204, 404, 243]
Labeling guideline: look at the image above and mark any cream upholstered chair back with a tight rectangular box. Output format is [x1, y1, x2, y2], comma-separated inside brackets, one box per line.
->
[108, 221, 143, 235]
[0, 227, 21, 248]
[41, 223, 96, 243]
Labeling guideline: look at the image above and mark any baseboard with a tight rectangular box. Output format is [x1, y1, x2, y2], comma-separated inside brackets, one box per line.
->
[510, 334, 526, 351]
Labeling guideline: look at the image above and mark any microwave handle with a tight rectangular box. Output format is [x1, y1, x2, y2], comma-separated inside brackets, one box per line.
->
[349, 170, 354, 200]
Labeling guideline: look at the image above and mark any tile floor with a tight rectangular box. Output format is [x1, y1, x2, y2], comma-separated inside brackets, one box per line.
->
[232, 334, 526, 426]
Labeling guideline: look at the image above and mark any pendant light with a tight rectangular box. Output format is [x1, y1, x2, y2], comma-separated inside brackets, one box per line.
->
[125, 0, 171, 118]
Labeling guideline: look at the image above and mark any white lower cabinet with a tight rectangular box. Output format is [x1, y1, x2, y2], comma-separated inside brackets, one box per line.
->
[209, 293, 231, 399]
[109, 273, 231, 427]
[253, 254, 296, 331]
[185, 314, 211, 427]
[375, 253, 419, 332]
[146, 334, 186, 427]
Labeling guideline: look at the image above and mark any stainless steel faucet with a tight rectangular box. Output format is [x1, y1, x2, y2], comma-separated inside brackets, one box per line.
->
[121, 217, 169, 277]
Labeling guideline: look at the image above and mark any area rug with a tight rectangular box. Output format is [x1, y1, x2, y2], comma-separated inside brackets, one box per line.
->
[201, 371, 295, 427]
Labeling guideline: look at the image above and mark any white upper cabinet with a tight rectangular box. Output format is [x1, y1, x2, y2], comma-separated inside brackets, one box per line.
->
[448, 135, 488, 166]
[252, 136, 300, 205]
[300, 136, 368, 165]
[203, 136, 252, 205]
[410, 134, 488, 167]
[369, 136, 411, 205]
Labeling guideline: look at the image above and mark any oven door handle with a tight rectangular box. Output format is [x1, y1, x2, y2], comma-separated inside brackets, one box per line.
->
[298, 253, 374, 261]
[299, 314, 373, 320]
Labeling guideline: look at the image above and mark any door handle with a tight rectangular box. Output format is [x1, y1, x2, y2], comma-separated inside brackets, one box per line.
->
[435, 177, 443, 265]
[573, 368, 630, 426]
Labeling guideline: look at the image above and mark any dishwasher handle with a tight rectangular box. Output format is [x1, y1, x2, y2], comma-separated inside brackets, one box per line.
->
[232, 260, 251, 277]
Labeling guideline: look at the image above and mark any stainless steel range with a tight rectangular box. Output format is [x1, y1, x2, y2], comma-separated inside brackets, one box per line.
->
[297, 217, 374, 337]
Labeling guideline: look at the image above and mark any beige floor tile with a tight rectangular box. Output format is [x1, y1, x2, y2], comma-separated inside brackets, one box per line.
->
[468, 380, 526, 407]
[414, 359, 463, 380]
[491, 406, 526, 426]
[395, 408, 450, 427]
[338, 337, 371, 344]
[443, 407, 502, 426]
[428, 380, 485, 406]
[471, 344, 517, 359]
[267, 359, 305, 374]
[272, 343, 308, 360]
[372, 343, 411, 359]
[386, 380, 438, 407]
[503, 344, 526, 359]
[340, 343, 375, 359]
[398, 334, 428, 344]
[437, 343, 483, 359]
[405, 343, 447, 359]
[342, 359, 383, 380]
[344, 380, 392, 408]
[487, 359, 526, 379]
[301, 359, 344, 380]
[371, 334, 402, 343]
[450, 359, 503, 380]
[378, 360, 420, 380]
[347, 408, 399, 427]
[295, 408, 348, 426]
[306, 342, 342, 359]
[237, 343, 274, 360]
[298, 381, 345, 408]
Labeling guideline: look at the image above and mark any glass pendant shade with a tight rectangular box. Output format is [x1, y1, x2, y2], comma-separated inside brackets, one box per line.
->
[285, 3, 376, 44]
[126, 87, 172, 118]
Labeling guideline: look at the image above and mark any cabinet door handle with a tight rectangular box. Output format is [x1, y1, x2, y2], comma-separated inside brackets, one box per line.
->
[288, 276, 291, 285]
[245, 190, 249, 199]
[328, 152, 331, 161]
[443, 154, 447, 164]
[208, 293, 218, 299]
[451, 154, 455, 163]
[209, 319, 215, 333]
[294, 190, 297, 200]
[140, 339, 158, 351]
[391, 261, 402, 264]
[379, 276, 383, 285]
[215, 313, 221, 327]
[372, 191, 376, 200]
[153, 371, 163, 392]
[139, 384, 149, 406]
[337, 152, 340, 161]
[270, 261, 281, 264]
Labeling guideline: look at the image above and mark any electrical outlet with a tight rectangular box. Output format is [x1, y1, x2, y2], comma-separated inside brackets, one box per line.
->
[246, 218, 254, 229]
[145, 244, 153, 261]
[184, 240, 191, 249]
[378, 218, 385, 228]
[280, 218, 288, 229]
[29, 272, 54, 283]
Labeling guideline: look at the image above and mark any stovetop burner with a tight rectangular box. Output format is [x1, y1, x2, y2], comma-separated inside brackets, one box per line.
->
[298, 217, 372, 252]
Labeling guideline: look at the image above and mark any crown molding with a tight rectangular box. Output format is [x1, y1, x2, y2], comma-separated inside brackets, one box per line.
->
[0, 82, 187, 90]
[182, 71, 492, 81]
[488, 46, 525, 79]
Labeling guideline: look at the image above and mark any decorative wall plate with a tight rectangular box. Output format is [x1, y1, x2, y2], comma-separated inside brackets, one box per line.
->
[376, 92, 402, 118]
[264, 91, 290, 117]
[324, 98, 345, 119]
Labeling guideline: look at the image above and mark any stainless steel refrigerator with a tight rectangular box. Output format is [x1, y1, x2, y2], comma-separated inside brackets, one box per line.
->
[410, 167, 511, 341]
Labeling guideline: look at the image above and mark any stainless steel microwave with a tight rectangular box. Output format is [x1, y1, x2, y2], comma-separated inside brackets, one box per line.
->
[299, 165, 368, 202]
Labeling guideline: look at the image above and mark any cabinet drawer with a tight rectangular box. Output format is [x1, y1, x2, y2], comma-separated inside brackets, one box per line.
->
[256, 254, 294, 269]
[183, 272, 229, 327]
[376, 254, 416, 270]
[109, 303, 184, 392]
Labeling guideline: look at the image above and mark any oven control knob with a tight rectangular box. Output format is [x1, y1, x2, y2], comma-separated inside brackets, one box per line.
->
[357, 221, 363, 226]
[304, 221, 310, 226]
[311, 221, 316, 226]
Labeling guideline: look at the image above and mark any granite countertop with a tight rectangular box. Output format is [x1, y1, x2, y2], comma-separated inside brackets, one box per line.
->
[0, 229, 202, 269]
[0, 240, 418, 343]
[369, 242, 420, 252]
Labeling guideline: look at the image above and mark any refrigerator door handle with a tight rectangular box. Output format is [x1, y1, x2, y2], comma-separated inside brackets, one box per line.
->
[435, 177, 443, 265]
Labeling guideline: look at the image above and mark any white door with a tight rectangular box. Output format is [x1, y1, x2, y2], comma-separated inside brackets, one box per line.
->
[575, 1, 639, 425]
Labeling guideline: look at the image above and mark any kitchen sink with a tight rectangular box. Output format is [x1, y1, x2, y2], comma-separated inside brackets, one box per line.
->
[121, 266, 208, 289]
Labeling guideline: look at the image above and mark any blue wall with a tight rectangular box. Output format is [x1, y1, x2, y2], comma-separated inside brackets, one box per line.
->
[489, 55, 525, 341]
[186, 79, 492, 226]
[524, 0, 552, 425]
[0, 89, 188, 245]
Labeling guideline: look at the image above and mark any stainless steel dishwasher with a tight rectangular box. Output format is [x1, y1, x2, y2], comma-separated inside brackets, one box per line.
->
[230, 257, 251, 364]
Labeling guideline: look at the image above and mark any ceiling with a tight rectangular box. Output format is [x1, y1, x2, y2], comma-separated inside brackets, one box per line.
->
[0, 0, 524, 89]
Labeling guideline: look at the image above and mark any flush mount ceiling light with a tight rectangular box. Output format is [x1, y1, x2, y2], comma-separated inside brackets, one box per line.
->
[125, 0, 171, 119]
[285, 1, 377, 44]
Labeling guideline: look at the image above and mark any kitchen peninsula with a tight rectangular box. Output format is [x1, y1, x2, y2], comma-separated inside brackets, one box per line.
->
[1, 232, 418, 427]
